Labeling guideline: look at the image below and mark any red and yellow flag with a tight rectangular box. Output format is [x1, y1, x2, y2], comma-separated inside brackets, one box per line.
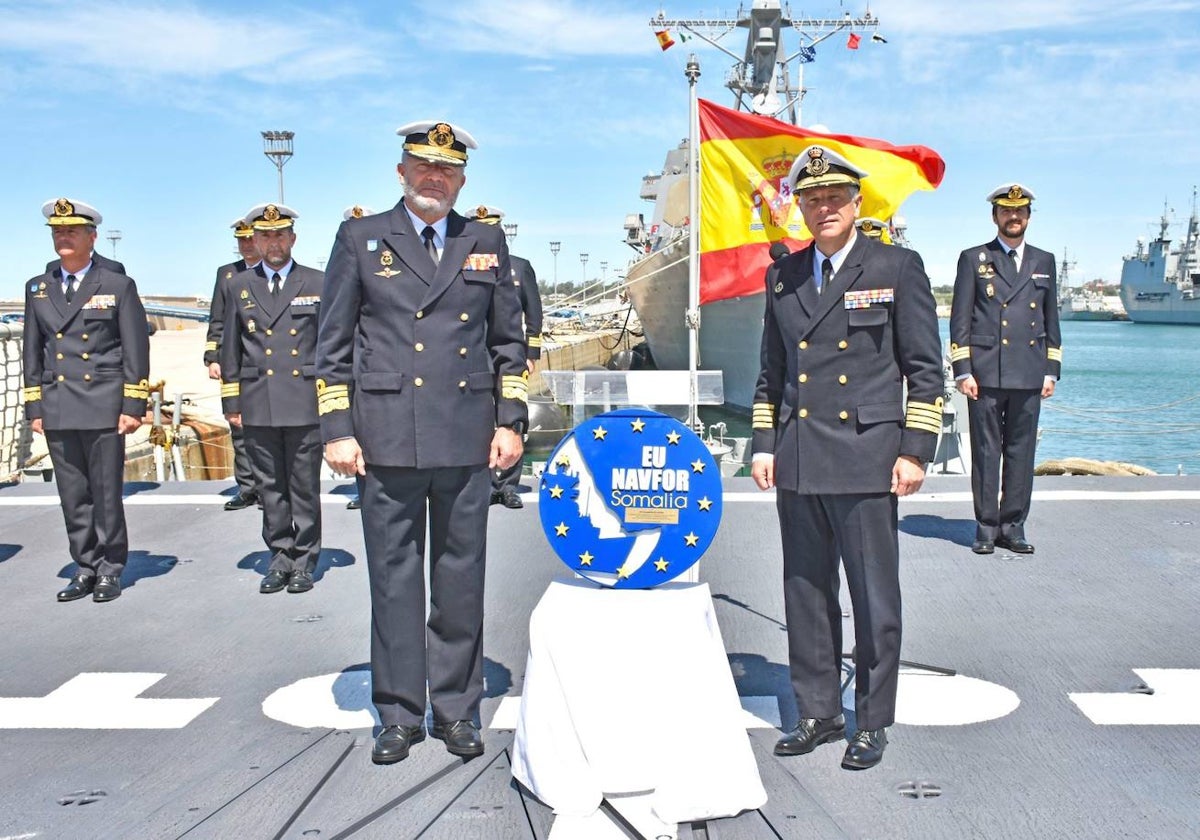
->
[655, 30, 676, 51]
[698, 99, 945, 304]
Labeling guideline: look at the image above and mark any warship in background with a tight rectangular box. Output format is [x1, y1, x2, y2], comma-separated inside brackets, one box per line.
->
[1119, 191, 1200, 325]
[621, 2, 884, 414]
[1058, 247, 1119, 321]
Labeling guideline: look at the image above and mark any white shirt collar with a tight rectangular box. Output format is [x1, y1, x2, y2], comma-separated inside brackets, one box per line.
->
[404, 204, 448, 249]
[263, 260, 294, 283]
[814, 230, 858, 280]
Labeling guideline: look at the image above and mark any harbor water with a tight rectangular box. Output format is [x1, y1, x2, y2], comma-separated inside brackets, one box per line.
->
[694, 320, 1200, 477]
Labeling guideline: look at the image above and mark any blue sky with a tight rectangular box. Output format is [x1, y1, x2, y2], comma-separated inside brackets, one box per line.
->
[2, 0, 1198, 299]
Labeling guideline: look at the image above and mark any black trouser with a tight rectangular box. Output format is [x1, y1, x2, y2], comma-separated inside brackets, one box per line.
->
[229, 421, 259, 496]
[776, 491, 901, 731]
[967, 386, 1041, 541]
[243, 425, 322, 573]
[491, 459, 521, 493]
[46, 427, 129, 577]
[363, 463, 490, 728]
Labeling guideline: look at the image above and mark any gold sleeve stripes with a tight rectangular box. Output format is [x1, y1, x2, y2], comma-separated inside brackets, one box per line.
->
[205, 341, 218, 352]
[124, 379, 150, 401]
[752, 401, 777, 430]
[949, 343, 971, 363]
[22, 385, 42, 403]
[315, 379, 350, 416]
[1047, 347, 1063, 363]
[501, 373, 529, 403]
[905, 398, 944, 435]
[220, 381, 240, 399]
[527, 335, 542, 349]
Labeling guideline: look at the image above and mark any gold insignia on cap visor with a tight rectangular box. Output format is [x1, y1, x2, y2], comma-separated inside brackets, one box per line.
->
[350, 206, 365, 218]
[801, 154, 830, 176]
[1008, 185, 1022, 201]
[55, 199, 75, 217]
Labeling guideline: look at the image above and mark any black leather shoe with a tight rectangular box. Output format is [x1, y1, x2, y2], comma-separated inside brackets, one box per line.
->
[996, 536, 1035, 554]
[286, 571, 314, 593]
[57, 574, 95, 602]
[372, 724, 425, 764]
[774, 715, 845, 756]
[224, 491, 259, 511]
[93, 575, 122, 602]
[972, 539, 995, 554]
[499, 488, 524, 509]
[842, 728, 887, 770]
[489, 490, 503, 506]
[431, 720, 484, 757]
[346, 496, 361, 510]
[260, 570, 290, 594]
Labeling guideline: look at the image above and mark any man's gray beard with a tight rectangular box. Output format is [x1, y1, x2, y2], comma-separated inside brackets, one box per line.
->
[403, 183, 452, 217]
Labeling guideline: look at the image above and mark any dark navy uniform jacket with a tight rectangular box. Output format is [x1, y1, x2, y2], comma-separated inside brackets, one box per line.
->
[204, 259, 249, 364]
[315, 201, 528, 468]
[752, 235, 944, 494]
[23, 265, 150, 430]
[510, 254, 543, 361]
[220, 263, 324, 427]
[949, 241, 1062, 389]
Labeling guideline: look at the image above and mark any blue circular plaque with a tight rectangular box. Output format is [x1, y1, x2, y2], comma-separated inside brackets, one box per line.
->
[538, 409, 723, 588]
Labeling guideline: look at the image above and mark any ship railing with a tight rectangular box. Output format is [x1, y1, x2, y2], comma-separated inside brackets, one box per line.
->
[0, 323, 33, 485]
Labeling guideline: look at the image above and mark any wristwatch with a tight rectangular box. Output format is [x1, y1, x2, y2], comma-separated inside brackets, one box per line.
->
[503, 420, 527, 436]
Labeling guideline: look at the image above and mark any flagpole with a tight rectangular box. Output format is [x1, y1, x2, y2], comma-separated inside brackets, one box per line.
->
[685, 54, 702, 433]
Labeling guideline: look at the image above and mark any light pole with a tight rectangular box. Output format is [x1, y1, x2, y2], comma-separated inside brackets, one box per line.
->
[106, 229, 122, 259]
[503, 222, 518, 247]
[550, 241, 560, 299]
[580, 252, 589, 288]
[261, 130, 295, 203]
[600, 260, 608, 286]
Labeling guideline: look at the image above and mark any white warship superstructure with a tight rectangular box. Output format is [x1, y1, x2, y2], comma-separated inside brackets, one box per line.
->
[1119, 191, 1200, 325]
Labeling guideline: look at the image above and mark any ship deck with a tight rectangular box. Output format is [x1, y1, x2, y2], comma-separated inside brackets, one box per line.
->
[1, 474, 1198, 839]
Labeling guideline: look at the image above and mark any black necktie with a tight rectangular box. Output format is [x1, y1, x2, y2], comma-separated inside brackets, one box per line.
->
[1007, 248, 1019, 271]
[421, 226, 439, 266]
[65, 274, 77, 303]
[271, 272, 281, 297]
[820, 258, 833, 295]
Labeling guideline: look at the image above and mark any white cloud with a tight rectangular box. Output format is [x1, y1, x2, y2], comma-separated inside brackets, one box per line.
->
[0, 0, 385, 81]
[435, 0, 652, 57]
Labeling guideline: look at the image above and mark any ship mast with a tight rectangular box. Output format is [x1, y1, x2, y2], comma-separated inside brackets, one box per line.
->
[650, 1, 880, 125]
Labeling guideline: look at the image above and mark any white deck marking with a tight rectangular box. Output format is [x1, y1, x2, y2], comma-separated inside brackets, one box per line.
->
[262, 671, 379, 730]
[891, 672, 1021, 725]
[0, 673, 217, 729]
[1070, 669, 1200, 725]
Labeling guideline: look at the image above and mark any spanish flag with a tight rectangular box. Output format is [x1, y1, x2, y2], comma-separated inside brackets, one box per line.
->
[698, 99, 944, 304]
[655, 30, 676, 51]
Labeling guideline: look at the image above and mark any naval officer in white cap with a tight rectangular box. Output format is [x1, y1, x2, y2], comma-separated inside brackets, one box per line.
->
[751, 146, 943, 770]
[950, 184, 1061, 555]
[316, 121, 527, 764]
[24, 198, 150, 604]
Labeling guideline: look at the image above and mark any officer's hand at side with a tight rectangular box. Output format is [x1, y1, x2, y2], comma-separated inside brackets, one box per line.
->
[956, 375, 979, 400]
[225, 412, 242, 428]
[117, 413, 142, 434]
[490, 427, 524, 471]
[751, 455, 774, 491]
[207, 362, 221, 380]
[325, 437, 365, 477]
[1042, 376, 1056, 399]
[30, 418, 43, 435]
[891, 455, 925, 497]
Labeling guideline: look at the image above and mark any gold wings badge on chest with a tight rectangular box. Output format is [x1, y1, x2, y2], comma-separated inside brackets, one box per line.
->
[375, 250, 401, 278]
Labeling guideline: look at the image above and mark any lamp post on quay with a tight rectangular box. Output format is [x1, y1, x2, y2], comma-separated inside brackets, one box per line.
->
[106, 229, 122, 259]
[549, 241, 560, 299]
[503, 222, 517, 246]
[580, 252, 589, 289]
[261, 130, 295, 203]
